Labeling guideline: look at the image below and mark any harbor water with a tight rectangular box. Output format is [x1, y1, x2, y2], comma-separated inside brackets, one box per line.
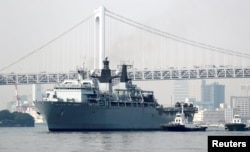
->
[0, 124, 250, 152]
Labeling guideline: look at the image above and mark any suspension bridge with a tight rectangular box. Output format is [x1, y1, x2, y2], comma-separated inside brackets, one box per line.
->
[0, 6, 250, 85]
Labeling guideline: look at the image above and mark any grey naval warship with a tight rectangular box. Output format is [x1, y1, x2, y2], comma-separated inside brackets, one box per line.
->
[34, 57, 197, 131]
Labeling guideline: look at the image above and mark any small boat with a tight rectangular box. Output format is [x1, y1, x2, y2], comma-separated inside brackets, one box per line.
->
[161, 103, 207, 131]
[225, 114, 247, 131]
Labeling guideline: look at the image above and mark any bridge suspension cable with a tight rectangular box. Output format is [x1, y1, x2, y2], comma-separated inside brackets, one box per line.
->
[0, 13, 94, 72]
[105, 10, 250, 59]
[1, 7, 249, 73]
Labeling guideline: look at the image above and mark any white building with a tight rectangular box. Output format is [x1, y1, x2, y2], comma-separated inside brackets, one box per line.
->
[193, 109, 225, 124]
[32, 84, 42, 101]
[224, 108, 234, 123]
[240, 84, 250, 96]
[230, 96, 250, 122]
[173, 80, 203, 103]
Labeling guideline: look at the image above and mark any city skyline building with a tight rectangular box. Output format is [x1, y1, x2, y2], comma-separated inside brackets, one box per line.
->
[230, 96, 250, 122]
[32, 84, 42, 101]
[240, 84, 250, 96]
[173, 80, 225, 110]
[224, 107, 235, 123]
[173, 80, 203, 103]
[202, 82, 225, 109]
[173, 80, 189, 103]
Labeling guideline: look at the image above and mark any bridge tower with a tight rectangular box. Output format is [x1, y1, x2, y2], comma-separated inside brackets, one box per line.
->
[94, 6, 105, 69]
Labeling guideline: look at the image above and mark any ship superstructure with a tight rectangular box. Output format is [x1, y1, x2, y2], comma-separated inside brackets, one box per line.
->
[225, 114, 247, 131]
[34, 57, 197, 131]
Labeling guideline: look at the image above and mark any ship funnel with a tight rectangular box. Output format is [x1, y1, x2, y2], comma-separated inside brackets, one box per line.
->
[120, 64, 130, 82]
[92, 57, 118, 83]
[118, 64, 132, 83]
[92, 57, 119, 92]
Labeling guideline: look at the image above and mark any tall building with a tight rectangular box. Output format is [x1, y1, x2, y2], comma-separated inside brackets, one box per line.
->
[173, 80, 189, 103]
[202, 82, 225, 109]
[240, 84, 250, 96]
[203, 110, 225, 124]
[173, 80, 224, 109]
[32, 84, 42, 101]
[173, 80, 202, 103]
[194, 109, 225, 124]
[230, 96, 250, 122]
[189, 80, 203, 101]
[224, 108, 235, 123]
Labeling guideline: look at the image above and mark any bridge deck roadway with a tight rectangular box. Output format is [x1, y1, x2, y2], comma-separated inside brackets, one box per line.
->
[0, 67, 250, 85]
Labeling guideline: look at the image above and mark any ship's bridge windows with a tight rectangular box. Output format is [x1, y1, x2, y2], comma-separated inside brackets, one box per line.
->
[52, 91, 57, 98]
[82, 82, 91, 88]
[233, 119, 241, 123]
[47, 93, 50, 98]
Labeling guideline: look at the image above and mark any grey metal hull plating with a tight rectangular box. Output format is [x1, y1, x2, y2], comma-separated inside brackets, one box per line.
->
[34, 101, 176, 131]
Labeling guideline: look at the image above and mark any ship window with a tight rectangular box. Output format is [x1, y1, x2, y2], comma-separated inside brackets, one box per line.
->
[82, 82, 91, 88]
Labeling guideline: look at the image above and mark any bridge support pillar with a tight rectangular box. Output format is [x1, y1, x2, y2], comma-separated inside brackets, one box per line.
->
[94, 6, 105, 69]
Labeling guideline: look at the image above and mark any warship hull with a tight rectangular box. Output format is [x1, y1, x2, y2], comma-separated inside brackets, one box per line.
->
[34, 101, 195, 131]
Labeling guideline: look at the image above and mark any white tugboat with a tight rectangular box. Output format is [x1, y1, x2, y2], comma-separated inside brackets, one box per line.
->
[225, 114, 246, 131]
[161, 103, 207, 131]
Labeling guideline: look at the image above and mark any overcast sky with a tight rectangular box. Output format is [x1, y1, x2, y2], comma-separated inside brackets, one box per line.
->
[0, 0, 250, 109]
[1, 0, 250, 68]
